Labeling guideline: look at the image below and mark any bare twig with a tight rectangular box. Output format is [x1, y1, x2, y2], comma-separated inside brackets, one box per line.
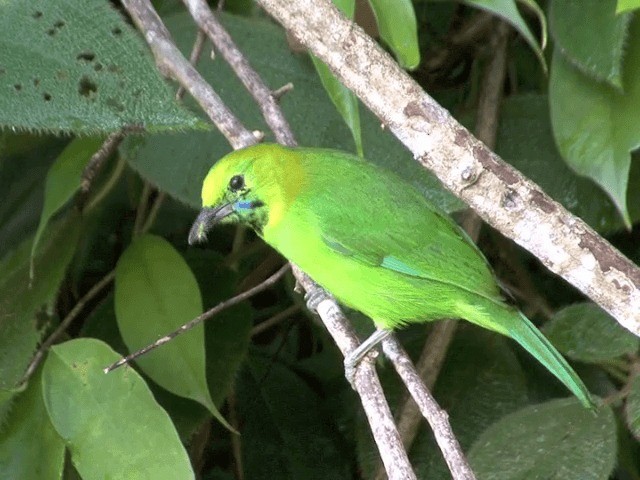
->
[294, 267, 416, 480]
[104, 263, 291, 373]
[176, 29, 208, 99]
[19, 270, 116, 386]
[182, 0, 297, 146]
[251, 303, 301, 337]
[382, 337, 476, 479]
[255, 0, 640, 337]
[79, 130, 126, 201]
[122, 0, 255, 149]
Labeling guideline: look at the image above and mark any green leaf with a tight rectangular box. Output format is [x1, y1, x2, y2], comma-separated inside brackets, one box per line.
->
[617, 0, 640, 13]
[30, 136, 103, 279]
[368, 0, 420, 69]
[468, 399, 616, 480]
[543, 303, 639, 363]
[549, 20, 640, 227]
[0, 0, 205, 134]
[0, 134, 68, 255]
[550, 0, 630, 90]
[311, 57, 363, 157]
[0, 214, 81, 391]
[625, 374, 640, 441]
[237, 353, 351, 480]
[463, 0, 547, 72]
[311, 0, 362, 156]
[0, 366, 65, 480]
[42, 338, 194, 480]
[494, 94, 640, 232]
[114, 234, 231, 430]
[123, 11, 463, 213]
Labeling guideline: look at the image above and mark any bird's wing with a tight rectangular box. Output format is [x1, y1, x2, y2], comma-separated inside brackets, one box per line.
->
[315, 195, 502, 302]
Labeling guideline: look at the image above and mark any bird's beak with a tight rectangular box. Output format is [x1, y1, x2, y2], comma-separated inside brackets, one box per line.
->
[188, 203, 234, 245]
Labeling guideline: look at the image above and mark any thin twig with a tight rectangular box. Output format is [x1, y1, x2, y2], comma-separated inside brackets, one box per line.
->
[176, 29, 208, 99]
[228, 388, 245, 480]
[83, 155, 127, 214]
[251, 303, 301, 337]
[104, 263, 290, 373]
[141, 192, 166, 234]
[382, 337, 476, 480]
[78, 130, 126, 205]
[133, 182, 152, 235]
[122, 0, 256, 149]
[296, 266, 416, 480]
[18, 270, 116, 386]
[182, 0, 296, 146]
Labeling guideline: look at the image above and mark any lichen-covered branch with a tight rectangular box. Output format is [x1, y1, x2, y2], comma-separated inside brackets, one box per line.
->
[255, 0, 640, 336]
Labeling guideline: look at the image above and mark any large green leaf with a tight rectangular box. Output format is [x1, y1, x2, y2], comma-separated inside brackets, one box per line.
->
[464, 0, 547, 72]
[0, 366, 65, 480]
[468, 399, 616, 480]
[311, 0, 363, 156]
[543, 303, 639, 363]
[550, 0, 630, 90]
[617, 0, 640, 13]
[114, 234, 230, 429]
[236, 353, 351, 480]
[42, 338, 194, 480]
[0, 215, 81, 391]
[0, 0, 205, 134]
[368, 0, 420, 69]
[625, 374, 640, 441]
[0, 134, 67, 255]
[549, 16, 640, 227]
[30, 136, 103, 278]
[122, 11, 463, 213]
[496, 94, 640, 233]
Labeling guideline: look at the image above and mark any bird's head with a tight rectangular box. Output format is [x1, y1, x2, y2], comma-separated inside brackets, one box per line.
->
[188, 144, 298, 245]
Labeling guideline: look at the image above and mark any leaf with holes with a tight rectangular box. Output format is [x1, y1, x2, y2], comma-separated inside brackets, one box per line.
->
[114, 234, 232, 430]
[0, 0, 206, 134]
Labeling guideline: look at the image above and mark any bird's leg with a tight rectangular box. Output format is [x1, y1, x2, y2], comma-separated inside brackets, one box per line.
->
[304, 288, 331, 313]
[344, 328, 392, 388]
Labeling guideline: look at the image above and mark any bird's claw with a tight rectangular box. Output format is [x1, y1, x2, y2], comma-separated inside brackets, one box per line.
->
[343, 349, 378, 390]
[304, 289, 327, 313]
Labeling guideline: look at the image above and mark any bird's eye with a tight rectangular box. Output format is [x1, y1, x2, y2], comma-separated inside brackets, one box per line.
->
[229, 175, 245, 192]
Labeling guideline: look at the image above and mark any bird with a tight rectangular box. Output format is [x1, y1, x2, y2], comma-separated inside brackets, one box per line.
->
[188, 143, 595, 409]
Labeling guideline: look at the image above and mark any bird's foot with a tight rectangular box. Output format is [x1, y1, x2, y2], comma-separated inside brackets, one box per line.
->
[304, 288, 330, 313]
[344, 329, 393, 389]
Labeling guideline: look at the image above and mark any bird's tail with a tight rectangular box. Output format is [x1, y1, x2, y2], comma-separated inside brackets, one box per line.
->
[463, 301, 596, 409]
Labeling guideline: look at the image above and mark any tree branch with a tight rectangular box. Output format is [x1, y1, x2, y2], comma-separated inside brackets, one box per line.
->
[255, 0, 640, 337]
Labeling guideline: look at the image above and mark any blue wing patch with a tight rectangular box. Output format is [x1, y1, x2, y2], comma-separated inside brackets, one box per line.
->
[380, 255, 423, 277]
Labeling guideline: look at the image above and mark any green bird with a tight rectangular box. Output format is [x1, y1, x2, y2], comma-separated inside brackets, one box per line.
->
[189, 143, 594, 409]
